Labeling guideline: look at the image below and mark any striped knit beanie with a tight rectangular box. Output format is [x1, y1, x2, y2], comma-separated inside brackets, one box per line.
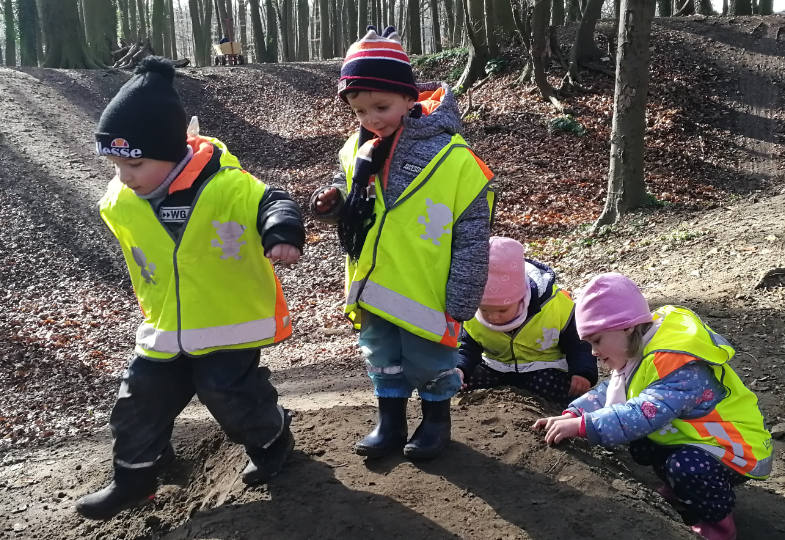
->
[338, 25, 418, 102]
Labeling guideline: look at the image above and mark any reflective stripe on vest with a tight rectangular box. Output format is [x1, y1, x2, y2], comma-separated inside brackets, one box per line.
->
[463, 283, 574, 373]
[100, 137, 291, 359]
[341, 132, 492, 347]
[628, 305, 772, 479]
[481, 355, 568, 373]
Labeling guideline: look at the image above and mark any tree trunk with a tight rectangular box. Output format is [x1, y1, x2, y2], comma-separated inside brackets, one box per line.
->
[39, 0, 102, 67]
[17, 0, 39, 66]
[594, 0, 656, 228]
[407, 0, 421, 53]
[758, 0, 772, 14]
[454, 0, 463, 44]
[297, 0, 308, 59]
[656, 0, 671, 16]
[565, 0, 603, 82]
[729, 0, 752, 14]
[137, 0, 148, 40]
[431, 0, 442, 51]
[565, 0, 580, 22]
[129, 0, 138, 40]
[248, 0, 266, 62]
[319, 0, 330, 58]
[552, 0, 564, 27]
[388, 0, 395, 31]
[189, 0, 213, 66]
[456, 0, 488, 91]
[264, 0, 277, 60]
[529, 0, 559, 104]
[118, 0, 131, 42]
[278, 0, 292, 60]
[168, 0, 178, 57]
[84, 0, 117, 63]
[443, 0, 455, 46]
[358, 0, 367, 36]
[694, 0, 712, 14]
[151, 0, 166, 55]
[484, 0, 498, 57]
[4, 0, 16, 66]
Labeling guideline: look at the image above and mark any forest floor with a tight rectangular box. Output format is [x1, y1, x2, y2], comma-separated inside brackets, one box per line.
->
[1, 14, 784, 540]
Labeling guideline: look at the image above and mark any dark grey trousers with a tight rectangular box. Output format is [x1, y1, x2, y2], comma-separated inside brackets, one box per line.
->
[109, 348, 284, 470]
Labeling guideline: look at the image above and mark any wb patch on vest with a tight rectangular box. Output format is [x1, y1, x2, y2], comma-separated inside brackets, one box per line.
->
[402, 162, 423, 174]
[159, 206, 191, 222]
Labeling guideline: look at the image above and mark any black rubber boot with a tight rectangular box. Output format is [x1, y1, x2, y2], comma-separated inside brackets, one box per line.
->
[242, 410, 295, 485]
[75, 466, 157, 520]
[354, 397, 408, 458]
[403, 398, 451, 461]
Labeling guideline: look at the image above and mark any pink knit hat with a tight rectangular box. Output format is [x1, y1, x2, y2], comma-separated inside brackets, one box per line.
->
[481, 236, 526, 306]
[575, 273, 653, 339]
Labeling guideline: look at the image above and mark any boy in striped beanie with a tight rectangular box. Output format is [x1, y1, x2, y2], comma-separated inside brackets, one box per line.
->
[311, 27, 495, 462]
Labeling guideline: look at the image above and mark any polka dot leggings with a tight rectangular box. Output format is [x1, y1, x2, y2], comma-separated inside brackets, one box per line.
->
[629, 438, 747, 524]
[462, 364, 572, 405]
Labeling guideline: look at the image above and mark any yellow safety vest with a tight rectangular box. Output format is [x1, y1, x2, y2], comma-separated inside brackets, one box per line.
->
[341, 132, 493, 347]
[628, 305, 772, 479]
[464, 282, 574, 373]
[99, 137, 291, 359]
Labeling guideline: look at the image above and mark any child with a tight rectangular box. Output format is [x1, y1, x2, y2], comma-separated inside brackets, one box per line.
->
[457, 236, 597, 404]
[533, 273, 772, 540]
[76, 57, 305, 520]
[311, 26, 494, 461]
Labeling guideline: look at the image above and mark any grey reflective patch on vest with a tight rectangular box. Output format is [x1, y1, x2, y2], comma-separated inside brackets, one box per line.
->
[131, 246, 157, 285]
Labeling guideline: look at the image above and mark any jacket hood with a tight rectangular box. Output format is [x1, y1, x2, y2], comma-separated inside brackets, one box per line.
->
[402, 82, 461, 139]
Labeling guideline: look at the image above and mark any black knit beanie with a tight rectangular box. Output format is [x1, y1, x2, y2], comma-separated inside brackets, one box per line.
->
[338, 26, 418, 103]
[95, 57, 187, 162]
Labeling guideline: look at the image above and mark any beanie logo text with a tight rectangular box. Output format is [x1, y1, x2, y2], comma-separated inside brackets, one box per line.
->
[96, 138, 143, 158]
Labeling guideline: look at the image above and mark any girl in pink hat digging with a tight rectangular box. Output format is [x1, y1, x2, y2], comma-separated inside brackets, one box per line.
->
[533, 272, 772, 540]
[457, 236, 598, 405]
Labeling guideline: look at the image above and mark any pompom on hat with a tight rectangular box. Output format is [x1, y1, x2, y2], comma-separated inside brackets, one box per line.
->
[95, 56, 187, 163]
[574, 273, 653, 340]
[481, 236, 527, 306]
[338, 25, 418, 102]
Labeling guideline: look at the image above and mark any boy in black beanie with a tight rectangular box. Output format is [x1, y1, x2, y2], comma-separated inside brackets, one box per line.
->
[77, 57, 305, 520]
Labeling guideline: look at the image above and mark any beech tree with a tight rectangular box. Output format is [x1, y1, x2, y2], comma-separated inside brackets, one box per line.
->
[297, 0, 309, 60]
[4, 0, 15, 66]
[456, 0, 488, 90]
[84, 0, 117, 64]
[17, 0, 39, 66]
[564, 0, 603, 85]
[249, 0, 267, 62]
[595, 0, 656, 228]
[729, 0, 752, 15]
[38, 0, 102, 68]
[189, 0, 213, 66]
[407, 0, 421, 54]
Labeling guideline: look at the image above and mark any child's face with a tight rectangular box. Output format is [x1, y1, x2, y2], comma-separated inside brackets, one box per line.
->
[346, 91, 416, 138]
[479, 303, 520, 326]
[584, 328, 633, 371]
[108, 156, 176, 196]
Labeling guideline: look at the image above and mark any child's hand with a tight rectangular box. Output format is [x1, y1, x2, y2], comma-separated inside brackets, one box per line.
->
[457, 368, 467, 391]
[533, 414, 582, 445]
[568, 375, 591, 397]
[314, 187, 340, 214]
[266, 244, 301, 264]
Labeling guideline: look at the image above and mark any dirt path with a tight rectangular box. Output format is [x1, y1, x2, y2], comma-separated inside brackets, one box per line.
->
[1, 16, 785, 540]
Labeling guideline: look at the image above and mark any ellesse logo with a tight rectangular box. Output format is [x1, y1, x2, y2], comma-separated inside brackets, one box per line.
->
[96, 137, 143, 158]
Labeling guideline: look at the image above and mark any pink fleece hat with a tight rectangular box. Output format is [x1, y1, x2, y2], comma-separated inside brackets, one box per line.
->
[575, 273, 653, 339]
[481, 236, 526, 306]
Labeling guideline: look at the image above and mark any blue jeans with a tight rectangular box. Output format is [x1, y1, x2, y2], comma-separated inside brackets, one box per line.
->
[358, 312, 461, 401]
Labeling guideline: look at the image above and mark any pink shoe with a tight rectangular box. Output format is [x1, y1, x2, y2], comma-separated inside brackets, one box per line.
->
[690, 514, 736, 540]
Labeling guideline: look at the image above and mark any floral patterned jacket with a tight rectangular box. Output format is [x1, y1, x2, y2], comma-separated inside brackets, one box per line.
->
[565, 359, 725, 447]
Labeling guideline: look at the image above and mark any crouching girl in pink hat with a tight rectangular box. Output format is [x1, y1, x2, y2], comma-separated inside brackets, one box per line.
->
[457, 236, 597, 405]
[533, 272, 772, 540]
